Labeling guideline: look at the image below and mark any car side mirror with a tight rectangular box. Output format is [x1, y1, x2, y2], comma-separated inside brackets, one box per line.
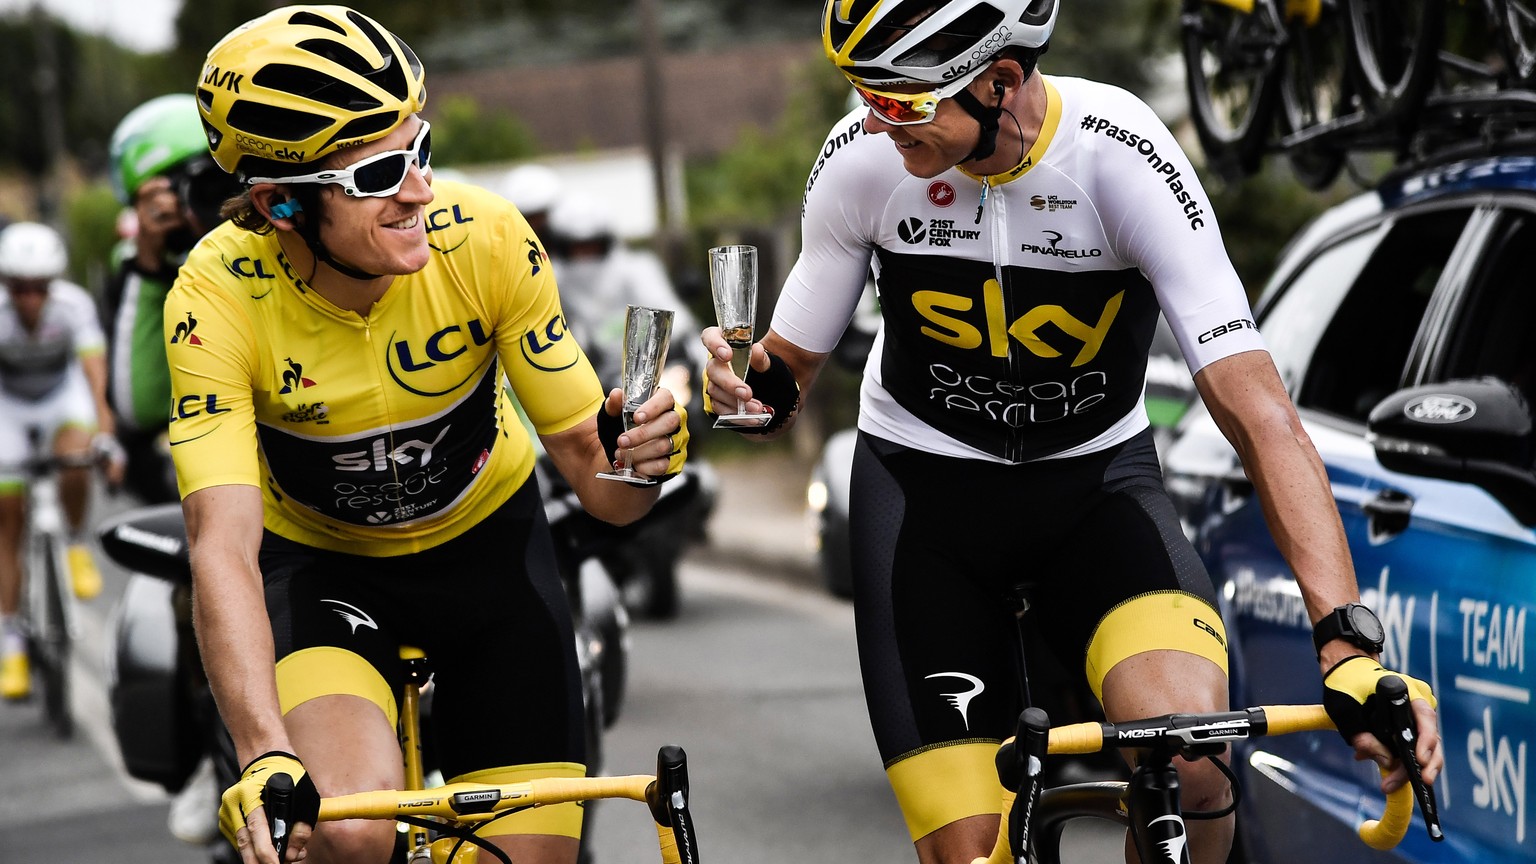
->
[1367, 377, 1536, 524]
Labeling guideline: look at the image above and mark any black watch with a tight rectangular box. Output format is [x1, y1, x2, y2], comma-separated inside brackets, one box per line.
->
[1312, 603, 1386, 657]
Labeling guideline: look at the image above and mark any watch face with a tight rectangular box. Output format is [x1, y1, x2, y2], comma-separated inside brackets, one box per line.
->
[1348, 605, 1386, 644]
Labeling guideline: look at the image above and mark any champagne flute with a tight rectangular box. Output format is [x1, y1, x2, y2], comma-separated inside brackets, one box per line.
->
[597, 305, 674, 484]
[708, 244, 772, 428]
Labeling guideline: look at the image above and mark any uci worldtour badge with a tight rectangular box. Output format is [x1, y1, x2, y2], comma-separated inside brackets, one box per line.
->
[1405, 394, 1477, 424]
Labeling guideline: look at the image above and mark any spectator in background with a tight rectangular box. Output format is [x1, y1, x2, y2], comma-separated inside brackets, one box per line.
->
[503, 163, 563, 244]
[547, 191, 697, 402]
[0, 222, 124, 699]
[103, 93, 241, 505]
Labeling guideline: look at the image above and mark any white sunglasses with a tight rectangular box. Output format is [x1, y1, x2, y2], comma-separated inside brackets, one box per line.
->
[247, 122, 432, 198]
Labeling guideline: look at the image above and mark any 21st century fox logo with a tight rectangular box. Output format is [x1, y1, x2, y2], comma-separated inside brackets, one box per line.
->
[897, 217, 981, 248]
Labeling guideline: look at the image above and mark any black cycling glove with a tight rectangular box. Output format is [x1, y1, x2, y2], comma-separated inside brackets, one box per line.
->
[218, 751, 320, 849]
[732, 352, 800, 435]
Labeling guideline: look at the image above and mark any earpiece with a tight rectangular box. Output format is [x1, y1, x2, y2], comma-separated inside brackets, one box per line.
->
[270, 198, 303, 220]
[993, 80, 1005, 101]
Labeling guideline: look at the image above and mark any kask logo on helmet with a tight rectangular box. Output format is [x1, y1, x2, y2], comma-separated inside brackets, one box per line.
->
[201, 65, 243, 94]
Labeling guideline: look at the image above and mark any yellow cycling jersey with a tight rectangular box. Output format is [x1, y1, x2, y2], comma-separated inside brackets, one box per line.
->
[164, 179, 603, 556]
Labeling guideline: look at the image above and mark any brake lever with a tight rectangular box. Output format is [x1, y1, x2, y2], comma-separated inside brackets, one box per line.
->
[997, 707, 1050, 864]
[263, 772, 296, 860]
[1375, 676, 1443, 842]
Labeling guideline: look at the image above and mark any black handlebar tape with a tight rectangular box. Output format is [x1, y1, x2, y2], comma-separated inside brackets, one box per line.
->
[264, 772, 296, 860]
[1376, 676, 1443, 842]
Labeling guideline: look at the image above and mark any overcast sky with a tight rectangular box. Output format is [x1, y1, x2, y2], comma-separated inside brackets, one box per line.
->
[0, 0, 179, 53]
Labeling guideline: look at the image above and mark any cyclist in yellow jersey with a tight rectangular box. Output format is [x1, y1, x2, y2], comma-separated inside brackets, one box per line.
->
[169, 8, 688, 864]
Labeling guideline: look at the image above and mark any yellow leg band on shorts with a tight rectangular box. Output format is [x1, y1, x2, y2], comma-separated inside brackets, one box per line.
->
[450, 762, 588, 839]
[275, 646, 398, 729]
[886, 742, 1005, 841]
[1084, 590, 1229, 704]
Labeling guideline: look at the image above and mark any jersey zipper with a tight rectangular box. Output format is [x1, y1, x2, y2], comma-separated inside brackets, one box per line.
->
[986, 180, 1025, 463]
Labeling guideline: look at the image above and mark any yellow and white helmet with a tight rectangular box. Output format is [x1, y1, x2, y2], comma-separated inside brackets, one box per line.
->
[823, 0, 1058, 87]
[196, 5, 426, 180]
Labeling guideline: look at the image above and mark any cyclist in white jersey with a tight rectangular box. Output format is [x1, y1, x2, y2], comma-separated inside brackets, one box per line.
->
[0, 222, 123, 699]
[700, 3, 1443, 863]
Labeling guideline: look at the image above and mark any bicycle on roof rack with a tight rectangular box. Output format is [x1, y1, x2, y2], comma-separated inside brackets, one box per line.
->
[1182, 0, 1536, 188]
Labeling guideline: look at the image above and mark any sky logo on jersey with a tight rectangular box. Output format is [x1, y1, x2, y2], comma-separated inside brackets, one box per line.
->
[520, 313, 581, 372]
[278, 357, 317, 394]
[914, 280, 1124, 365]
[170, 312, 203, 346]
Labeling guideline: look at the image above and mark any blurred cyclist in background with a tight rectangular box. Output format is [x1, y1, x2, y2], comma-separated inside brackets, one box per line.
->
[0, 221, 124, 699]
[547, 190, 697, 400]
[103, 93, 242, 505]
[503, 163, 563, 245]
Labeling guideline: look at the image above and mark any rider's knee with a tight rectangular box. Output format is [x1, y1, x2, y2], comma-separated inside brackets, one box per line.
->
[1174, 752, 1234, 811]
[308, 816, 396, 862]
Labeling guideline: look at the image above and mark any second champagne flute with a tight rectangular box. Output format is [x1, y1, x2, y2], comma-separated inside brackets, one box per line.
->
[596, 304, 674, 484]
[708, 244, 772, 428]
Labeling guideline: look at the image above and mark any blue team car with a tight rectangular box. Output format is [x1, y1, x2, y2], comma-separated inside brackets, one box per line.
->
[1163, 151, 1536, 863]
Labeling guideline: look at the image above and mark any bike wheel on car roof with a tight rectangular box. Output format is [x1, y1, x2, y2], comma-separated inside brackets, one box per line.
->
[1490, 0, 1536, 86]
[1279, 0, 1353, 189]
[1345, 0, 1444, 121]
[1181, 0, 1286, 180]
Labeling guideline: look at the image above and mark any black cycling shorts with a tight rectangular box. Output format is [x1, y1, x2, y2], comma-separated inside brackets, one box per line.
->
[259, 477, 585, 782]
[849, 428, 1221, 767]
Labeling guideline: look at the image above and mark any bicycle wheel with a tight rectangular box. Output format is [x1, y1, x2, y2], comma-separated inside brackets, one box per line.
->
[1492, 0, 1536, 85]
[1181, 0, 1286, 180]
[33, 535, 73, 738]
[1279, 0, 1352, 189]
[1345, 0, 1445, 120]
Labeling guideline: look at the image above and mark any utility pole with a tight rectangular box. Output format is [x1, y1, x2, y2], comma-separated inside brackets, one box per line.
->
[637, 0, 677, 273]
[31, 2, 68, 227]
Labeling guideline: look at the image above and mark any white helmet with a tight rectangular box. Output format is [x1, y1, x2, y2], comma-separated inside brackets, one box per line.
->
[0, 222, 68, 281]
[504, 164, 563, 216]
[823, 0, 1059, 86]
[548, 192, 615, 245]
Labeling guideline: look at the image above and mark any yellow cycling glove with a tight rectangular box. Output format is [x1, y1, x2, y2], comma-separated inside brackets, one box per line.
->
[218, 751, 320, 849]
[1322, 656, 1437, 745]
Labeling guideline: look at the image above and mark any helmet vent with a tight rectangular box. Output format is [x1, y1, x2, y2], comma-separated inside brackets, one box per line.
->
[225, 100, 334, 143]
[321, 111, 403, 150]
[893, 5, 1004, 68]
[392, 34, 423, 81]
[346, 10, 411, 99]
[285, 10, 349, 36]
[849, 0, 938, 62]
[254, 64, 382, 111]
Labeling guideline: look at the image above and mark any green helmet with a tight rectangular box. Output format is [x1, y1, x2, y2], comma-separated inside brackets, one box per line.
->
[109, 94, 209, 205]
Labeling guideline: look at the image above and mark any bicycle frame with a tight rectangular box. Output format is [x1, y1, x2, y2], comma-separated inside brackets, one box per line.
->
[13, 446, 91, 739]
[384, 646, 695, 864]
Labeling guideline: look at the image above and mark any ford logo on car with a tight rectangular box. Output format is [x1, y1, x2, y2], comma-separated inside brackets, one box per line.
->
[1404, 394, 1477, 424]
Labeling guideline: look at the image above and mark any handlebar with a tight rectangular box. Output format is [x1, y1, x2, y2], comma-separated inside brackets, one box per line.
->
[265, 746, 700, 864]
[998, 683, 1441, 859]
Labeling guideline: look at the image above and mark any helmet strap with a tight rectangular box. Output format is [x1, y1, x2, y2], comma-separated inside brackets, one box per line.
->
[954, 87, 1003, 164]
[283, 192, 384, 282]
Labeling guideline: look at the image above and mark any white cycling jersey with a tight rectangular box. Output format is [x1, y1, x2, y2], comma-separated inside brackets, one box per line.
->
[772, 75, 1266, 464]
[0, 279, 105, 401]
